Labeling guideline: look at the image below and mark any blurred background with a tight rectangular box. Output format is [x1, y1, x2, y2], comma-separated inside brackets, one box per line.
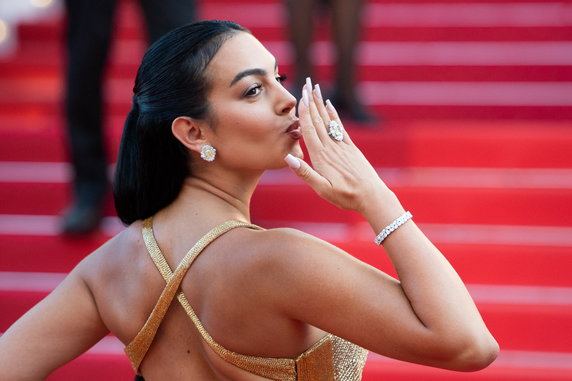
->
[0, 0, 571, 379]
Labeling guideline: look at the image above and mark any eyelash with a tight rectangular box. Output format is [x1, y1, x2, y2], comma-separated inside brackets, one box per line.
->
[244, 75, 288, 97]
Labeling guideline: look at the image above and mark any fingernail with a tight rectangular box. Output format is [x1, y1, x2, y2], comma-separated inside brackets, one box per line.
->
[302, 89, 309, 106]
[326, 99, 335, 111]
[306, 77, 312, 93]
[314, 84, 323, 100]
[284, 154, 301, 169]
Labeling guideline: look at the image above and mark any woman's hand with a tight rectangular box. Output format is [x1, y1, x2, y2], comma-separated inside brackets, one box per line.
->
[284, 77, 391, 215]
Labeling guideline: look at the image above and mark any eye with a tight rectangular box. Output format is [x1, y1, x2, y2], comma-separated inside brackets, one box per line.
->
[244, 84, 262, 97]
[276, 74, 288, 83]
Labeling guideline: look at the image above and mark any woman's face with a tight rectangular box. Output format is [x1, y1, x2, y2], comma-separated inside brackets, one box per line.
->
[203, 32, 303, 171]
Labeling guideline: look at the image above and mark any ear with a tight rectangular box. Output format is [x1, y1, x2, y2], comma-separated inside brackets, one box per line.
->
[171, 116, 209, 155]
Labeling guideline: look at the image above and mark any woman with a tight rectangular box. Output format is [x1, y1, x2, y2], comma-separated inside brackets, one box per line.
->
[0, 20, 498, 380]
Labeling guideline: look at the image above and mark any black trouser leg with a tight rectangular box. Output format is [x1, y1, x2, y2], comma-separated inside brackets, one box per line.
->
[62, 0, 117, 233]
[64, 0, 117, 207]
[138, 0, 196, 44]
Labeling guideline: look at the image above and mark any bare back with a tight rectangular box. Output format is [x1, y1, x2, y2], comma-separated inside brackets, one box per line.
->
[82, 220, 338, 380]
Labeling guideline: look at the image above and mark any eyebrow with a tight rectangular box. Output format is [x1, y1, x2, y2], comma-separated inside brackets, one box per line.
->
[229, 60, 279, 87]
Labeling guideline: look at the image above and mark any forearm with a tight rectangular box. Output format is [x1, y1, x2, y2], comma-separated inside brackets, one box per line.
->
[363, 191, 495, 351]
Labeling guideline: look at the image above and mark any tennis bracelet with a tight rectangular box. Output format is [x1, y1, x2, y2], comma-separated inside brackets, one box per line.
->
[374, 211, 413, 245]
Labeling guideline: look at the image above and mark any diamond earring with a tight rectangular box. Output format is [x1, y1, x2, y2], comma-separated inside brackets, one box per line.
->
[200, 144, 216, 162]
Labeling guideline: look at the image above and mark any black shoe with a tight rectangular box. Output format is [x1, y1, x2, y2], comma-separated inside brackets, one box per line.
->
[61, 202, 103, 235]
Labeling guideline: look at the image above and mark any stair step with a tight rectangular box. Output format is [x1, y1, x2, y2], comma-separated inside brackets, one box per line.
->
[17, 18, 572, 44]
[2, 100, 571, 121]
[252, 185, 572, 227]
[43, 350, 572, 381]
[43, 348, 571, 381]
[341, 242, 572, 288]
[4, 39, 572, 71]
[1, 223, 571, 285]
[2, 165, 571, 223]
[2, 120, 572, 166]
[3, 59, 572, 83]
[2, 272, 571, 352]
[3, 72, 572, 101]
[15, 0, 572, 42]
[363, 351, 572, 381]
[1, 183, 571, 226]
[16, 344, 572, 381]
[36, 343, 572, 381]
[201, 0, 572, 29]
[2, 70, 571, 106]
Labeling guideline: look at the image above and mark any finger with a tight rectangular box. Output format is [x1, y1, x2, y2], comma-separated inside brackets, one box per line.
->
[305, 78, 330, 143]
[298, 86, 323, 150]
[284, 154, 331, 196]
[325, 99, 354, 145]
[312, 84, 333, 137]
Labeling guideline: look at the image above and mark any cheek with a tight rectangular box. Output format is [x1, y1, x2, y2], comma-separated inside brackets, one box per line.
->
[218, 105, 274, 142]
[213, 116, 270, 159]
[210, 103, 289, 167]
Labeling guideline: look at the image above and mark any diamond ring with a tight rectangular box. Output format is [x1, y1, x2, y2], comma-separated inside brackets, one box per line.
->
[327, 120, 344, 142]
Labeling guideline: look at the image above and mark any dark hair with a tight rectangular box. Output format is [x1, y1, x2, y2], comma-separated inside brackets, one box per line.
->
[113, 20, 249, 225]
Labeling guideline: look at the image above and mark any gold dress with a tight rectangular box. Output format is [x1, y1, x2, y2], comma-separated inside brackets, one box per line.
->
[125, 217, 368, 380]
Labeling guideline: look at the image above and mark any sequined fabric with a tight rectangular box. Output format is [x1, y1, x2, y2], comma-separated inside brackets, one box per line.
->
[125, 217, 368, 380]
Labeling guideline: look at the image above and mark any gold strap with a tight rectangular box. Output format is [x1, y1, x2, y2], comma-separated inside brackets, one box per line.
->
[125, 217, 262, 372]
[140, 218, 299, 379]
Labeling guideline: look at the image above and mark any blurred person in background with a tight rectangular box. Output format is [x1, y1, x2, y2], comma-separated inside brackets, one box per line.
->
[61, 0, 196, 235]
[286, 0, 376, 124]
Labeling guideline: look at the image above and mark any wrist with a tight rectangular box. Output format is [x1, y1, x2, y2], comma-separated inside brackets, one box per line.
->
[360, 191, 407, 233]
[374, 211, 413, 245]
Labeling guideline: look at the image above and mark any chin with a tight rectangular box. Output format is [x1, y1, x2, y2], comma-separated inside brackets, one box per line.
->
[270, 147, 304, 170]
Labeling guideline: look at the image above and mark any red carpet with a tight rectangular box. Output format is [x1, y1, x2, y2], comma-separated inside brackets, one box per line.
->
[1, 0, 571, 379]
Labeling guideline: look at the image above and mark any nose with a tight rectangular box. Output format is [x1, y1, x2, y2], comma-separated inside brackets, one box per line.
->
[276, 84, 297, 115]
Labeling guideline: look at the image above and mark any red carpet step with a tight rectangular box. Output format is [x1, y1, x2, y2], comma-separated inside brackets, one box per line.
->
[2, 170, 571, 226]
[2, 231, 572, 287]
[2, 275, 571, 352]
[2, 120, 572, 166]
[251, 184, 572, 226]
[40, 344, 572, 381]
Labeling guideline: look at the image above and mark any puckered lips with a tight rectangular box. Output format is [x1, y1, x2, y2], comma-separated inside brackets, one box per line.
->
[285, 120, 302, 140]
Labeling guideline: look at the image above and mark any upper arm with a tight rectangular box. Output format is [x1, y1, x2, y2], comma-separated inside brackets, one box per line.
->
[0, 263, 109, 380]
[260, 229, 446, 366]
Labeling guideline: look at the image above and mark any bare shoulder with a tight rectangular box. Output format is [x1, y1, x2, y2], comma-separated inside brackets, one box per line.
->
[246, 225, 336, 251]
[229, 226, 390, 335]
[246, 226, 360, 265]
[74, 221, 162, 341]
[234, 226, 369, 286]
[76, 221, 145, 277]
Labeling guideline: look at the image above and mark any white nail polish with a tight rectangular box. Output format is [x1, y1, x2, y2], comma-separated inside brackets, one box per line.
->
[284, 154, 301, 169]
[302, 89, 309, 106]
[326, 99, 335, 111]
[306, 77, 312, 93]
[315, 84, 323, 99]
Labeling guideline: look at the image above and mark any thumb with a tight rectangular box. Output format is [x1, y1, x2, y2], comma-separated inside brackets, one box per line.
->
[284, 154, 330, 193]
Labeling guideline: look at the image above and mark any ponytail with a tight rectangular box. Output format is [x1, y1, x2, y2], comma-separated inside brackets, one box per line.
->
[113, 100, 189, 225]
